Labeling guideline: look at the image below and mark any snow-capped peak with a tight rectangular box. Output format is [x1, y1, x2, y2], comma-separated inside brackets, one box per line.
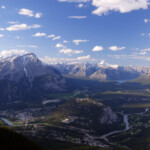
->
[98, 60, 118, 69]
[99, 60, 106, 65]
[0, 50, 38, 64]
[21, 53, 38, 62]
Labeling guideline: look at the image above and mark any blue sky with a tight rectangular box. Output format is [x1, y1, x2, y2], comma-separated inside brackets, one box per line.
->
[0, 0, 150, 66]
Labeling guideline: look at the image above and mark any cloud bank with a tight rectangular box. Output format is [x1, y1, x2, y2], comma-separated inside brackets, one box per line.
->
[92, 0, 149, 16]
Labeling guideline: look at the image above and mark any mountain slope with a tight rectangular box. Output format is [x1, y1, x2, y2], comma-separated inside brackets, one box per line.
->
[133, 73, 150, 84]
[0, 53, 66, 102]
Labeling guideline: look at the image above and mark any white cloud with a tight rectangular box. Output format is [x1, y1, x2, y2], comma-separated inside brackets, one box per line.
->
[77, 55, 90, 60]
[52, 36, 61, 40]
[18, 8, 42, 18]
[59, 48, 83, 54]
[8, 21, 19, 24]
[111, 54, 150, 61]
[92, 46, 103, 51]
[40, 55, 92, 64]
[32, 34, 61, 40]
[32, 33, 61, 40]
[1, 5, 6, 9]
[109, 46, 126, 51]
[33, 32, 46, 37]
[133, 48, 140, 51]
[131, 47, 150, 55]
[138, 52, 147, 55]
[141, 48, 150, 52]
[47, 34, 55, 38]
[56, 43, 65, 48]
[0, 28, 5, 31]
[18, 8, 34, 17]
[6, 24, 41, 31]
[77, 4, 84, 8]
[58, 0, 89, 2]
[15, 36, 20, 39]
[17, 45, 37, 48]
[133, 51, 147, 55]
[0, 50, 28, 58]
[141, 33, 145, 36]
[63, 40, 69, 43]
[35, 12, 42, 18]
[68, 16, 87, 19]
[73, 39, 89, 45]
[144, 18, 150, 23]
[140, 33, 150, 37]
[40, 56, 75, 64]
[28, 45, 37, 48]
[0, 34, 4, 38]
[92, 0, 149, 16]
[31, 24, 41, 28]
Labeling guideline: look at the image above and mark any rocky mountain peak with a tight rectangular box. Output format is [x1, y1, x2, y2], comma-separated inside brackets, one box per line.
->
[0, 52, 66, 102]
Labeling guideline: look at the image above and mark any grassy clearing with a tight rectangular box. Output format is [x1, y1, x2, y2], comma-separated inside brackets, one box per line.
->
[125, 103, 150, 108]
[102, 91, 150, 97]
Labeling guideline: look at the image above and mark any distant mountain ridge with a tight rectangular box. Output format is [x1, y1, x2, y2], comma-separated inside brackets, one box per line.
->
[52, 62, 147, 81]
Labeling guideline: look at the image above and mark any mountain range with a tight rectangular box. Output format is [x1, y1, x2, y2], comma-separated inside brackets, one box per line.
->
[1, 53, 150, 103]
[52, 61, 150, 81]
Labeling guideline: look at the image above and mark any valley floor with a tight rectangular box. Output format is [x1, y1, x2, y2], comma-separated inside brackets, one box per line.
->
[1, 78, 150, 150]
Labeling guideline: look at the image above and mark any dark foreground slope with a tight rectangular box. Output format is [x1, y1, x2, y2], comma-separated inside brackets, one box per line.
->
[0, 127, 112, 150]
[0, 127, 43, 150]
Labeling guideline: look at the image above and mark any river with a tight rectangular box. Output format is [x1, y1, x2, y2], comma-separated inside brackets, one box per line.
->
[1, 118, 13, 126]
[100, 114, 130, 143]
[99, 108, 149, 146]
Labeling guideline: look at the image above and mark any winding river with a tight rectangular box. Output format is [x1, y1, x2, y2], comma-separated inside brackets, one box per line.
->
[99, 108, 149, 146]
[100, 114, 130, 143]
[1, 118, 13, 126]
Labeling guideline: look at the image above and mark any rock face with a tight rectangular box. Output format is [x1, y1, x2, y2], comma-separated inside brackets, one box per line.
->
[0, 53, 66, 102]
[54, 63, 97, 78]
[89, 70, 107, 81]
[100, 107, 118, 124]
